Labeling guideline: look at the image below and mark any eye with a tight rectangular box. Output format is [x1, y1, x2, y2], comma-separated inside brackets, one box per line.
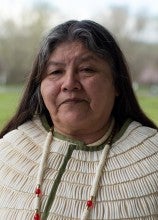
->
[80, 67, 95, 73]
[48, 69, 63, 75]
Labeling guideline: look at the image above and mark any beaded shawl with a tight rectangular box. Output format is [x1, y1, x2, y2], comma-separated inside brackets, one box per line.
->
[0, 117, 158, 219]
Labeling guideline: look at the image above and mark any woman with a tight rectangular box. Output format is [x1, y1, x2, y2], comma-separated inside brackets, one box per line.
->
[0, 20, 157, 220]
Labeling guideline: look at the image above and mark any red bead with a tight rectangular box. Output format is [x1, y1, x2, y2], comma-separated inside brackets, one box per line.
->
[34, 213, 40, 220]
[86, 200, 93, 208]
[35, 187, 41, 196]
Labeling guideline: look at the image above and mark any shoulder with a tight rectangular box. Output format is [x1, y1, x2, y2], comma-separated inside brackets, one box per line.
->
[0, 116, 47, 149]
[111, 119, 158, 156]
[0, 117, 48, 180]
[2, 117, 47, 140]
[108, 120, 158, 181]
[115, 119, 157, 143]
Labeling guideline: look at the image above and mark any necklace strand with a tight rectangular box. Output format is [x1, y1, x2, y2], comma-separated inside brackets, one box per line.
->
[34, 129, 53, 220]
[81, 119, 115, 220]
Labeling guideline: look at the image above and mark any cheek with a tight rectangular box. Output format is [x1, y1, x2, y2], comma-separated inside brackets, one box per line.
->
[89, 82, 116, 109]
[86, 80, 105, 99]
[40, 80, 56, 107]
[40, 82, 49, 102]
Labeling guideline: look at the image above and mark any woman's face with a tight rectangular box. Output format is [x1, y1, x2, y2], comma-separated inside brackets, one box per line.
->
[41, 41, 117, 137]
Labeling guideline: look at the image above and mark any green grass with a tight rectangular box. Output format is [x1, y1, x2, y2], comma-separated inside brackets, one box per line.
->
[136, 94, 158, 125]
[0, 87, 22, 130]
[135, 86, 158, 126]
[0, 86, 158, 131]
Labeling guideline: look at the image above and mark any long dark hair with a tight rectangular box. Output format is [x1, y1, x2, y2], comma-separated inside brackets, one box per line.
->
[0, 20, 157, 137]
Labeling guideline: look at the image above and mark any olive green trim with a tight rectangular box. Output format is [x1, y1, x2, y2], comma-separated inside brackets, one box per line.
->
[53, 131, 112, 151]
[41, 114, 51, 132]
[112, 118, 133, 143]
[42, 144, 75, 220]
[53, 131, 85, 147]
[53, 119, 132, 151]
[40, 114, 132, 150]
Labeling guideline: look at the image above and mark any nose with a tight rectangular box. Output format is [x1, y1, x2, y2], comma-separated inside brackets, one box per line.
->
[61, 70, 81, 92]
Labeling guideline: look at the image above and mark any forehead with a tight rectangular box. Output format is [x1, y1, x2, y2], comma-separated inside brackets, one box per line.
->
[48, 41, 100, 63]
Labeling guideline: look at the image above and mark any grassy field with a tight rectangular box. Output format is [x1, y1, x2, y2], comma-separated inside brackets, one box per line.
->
[136, 95, 158, 125]
[0, 86, 22, 130]
[0, 86, 158, 131]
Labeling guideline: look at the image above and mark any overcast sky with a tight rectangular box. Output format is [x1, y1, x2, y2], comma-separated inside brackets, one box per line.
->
[0, 0, 158, 22]
[52, 0, 158, 17]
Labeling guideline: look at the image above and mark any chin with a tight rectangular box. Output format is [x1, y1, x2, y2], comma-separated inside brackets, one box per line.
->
[61, 115, 87, 129]
[62, 111, 87, 120]
[64, 117, 85, 125]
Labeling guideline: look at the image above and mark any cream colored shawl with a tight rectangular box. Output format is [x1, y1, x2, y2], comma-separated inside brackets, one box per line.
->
[0, 117, 157, 219]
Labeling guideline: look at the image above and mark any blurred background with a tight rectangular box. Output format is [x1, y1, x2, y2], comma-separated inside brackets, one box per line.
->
[0, 0, 158, 129]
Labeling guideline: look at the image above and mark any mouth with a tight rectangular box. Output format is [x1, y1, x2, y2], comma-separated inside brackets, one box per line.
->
[59, 98, 87, 106]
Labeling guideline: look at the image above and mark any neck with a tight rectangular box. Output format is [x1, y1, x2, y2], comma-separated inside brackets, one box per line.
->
[54, 118, 114, 145]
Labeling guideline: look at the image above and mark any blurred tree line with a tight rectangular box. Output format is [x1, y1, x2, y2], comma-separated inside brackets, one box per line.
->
[100, 6, 158, 85]
[0, 3, 54, 84]
[0, 4, 158, 85]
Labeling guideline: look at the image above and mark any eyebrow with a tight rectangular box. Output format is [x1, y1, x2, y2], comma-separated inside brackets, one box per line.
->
[47, 61, 65, 67]
[77, 54, 98, 63]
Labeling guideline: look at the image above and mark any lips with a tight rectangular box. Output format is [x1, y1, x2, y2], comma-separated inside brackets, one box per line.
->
[59, 98, 88, 107]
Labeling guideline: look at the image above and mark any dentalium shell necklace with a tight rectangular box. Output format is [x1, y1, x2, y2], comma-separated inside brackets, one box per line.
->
[81, 119, 114, 220]
[34, 129, 53, 220]
[33, 119, 115, 220]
